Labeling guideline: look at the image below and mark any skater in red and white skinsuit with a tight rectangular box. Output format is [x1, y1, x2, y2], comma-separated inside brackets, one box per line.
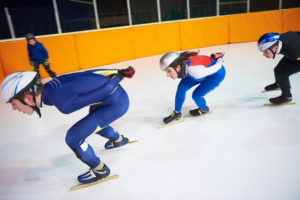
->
[160, 50, 226, 124]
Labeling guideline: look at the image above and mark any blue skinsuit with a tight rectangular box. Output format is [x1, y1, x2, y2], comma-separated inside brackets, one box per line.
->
[41, 69, 129, 168]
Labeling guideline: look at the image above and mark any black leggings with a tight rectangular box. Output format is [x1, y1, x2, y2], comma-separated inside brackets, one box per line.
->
[274, 57, 300, 97]
[33, 62, 56, 78]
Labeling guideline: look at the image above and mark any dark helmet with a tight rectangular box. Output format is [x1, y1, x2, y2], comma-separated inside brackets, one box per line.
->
[25, 33, 35, 41]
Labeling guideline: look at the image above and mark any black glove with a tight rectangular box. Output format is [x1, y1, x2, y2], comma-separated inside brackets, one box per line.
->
[210, 52, 225, 60]
[118, 66, 135, 79]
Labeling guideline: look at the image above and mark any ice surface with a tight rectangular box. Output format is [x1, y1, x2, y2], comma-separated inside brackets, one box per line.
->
[0, 42, 300, 200]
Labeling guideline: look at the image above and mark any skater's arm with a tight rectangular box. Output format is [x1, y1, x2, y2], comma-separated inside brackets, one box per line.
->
[27, 45, 34, 63]
[92, 69, 119, 77]
[39, 43, 49, 59]
[91, 67, 135, 79]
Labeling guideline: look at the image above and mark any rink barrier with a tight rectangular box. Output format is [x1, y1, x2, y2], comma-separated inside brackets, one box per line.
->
[229, 10, 282, 44]
[0, 8, 299, 82]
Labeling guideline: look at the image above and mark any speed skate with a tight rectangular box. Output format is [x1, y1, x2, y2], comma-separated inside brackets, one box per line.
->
[71, 174, 119, 190]
[264, 102, 296, 106]
[158, 111, 212, 128]
[101, 140, 139, 151]
[261, 89, 280, 93]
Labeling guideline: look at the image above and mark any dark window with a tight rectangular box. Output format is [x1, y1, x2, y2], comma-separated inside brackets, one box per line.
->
[250, 0, 278, 12]
[282, 0, 300, 9]
[190, 0, 217, 18]
[130, 0, 158, 25]
[1, 0, 57, 38]
[160, 0, 187, 21]
[97, 0, 129, 28]
[57, 0, 96, 33]
[220, 0, 247, 15]
[0, 7, 11, 39]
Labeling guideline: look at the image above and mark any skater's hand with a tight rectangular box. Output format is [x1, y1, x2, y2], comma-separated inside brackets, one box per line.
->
[210, 52, 225, 60]
[43, 60, 49, 66]
[118, 66, 135, 79]
[30, 62, 35, 69]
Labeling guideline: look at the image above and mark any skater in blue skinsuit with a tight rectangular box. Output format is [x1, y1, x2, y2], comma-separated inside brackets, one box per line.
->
[0, 66, 135, 184]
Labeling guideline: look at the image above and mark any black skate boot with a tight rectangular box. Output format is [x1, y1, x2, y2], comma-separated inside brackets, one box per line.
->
[264, 82, 280, 91]
[189, 107, 210, 116]
[269, 95, 292, 105]
[47, 70, 56, 78]
[163, 111, 181, 124]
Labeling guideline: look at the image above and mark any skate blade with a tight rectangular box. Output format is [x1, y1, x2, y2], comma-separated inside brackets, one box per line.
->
[264, 102, 296, 106]
[158, 119, 184, 128]
[184, 111, 212, 118]
[261, 89, 280, 93]
[101, 140, 139, 151]
[71, 174, 118, 190]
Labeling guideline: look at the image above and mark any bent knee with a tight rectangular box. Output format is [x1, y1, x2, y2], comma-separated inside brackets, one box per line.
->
[65, 131, 79, 148]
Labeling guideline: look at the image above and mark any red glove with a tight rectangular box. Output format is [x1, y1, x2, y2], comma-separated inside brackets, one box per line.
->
[118, 66, 135, 79]
[210, 52, 225, 60]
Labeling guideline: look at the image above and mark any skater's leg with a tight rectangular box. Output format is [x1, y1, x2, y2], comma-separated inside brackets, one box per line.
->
[192, 66, 225, 110]
[163, 77, 199, 123]
[175, 77, 199, 112]
[33, 62, 41, 80]
[66, 90, 129, 168]
[43, 61, 56, 78]
[96, 126, 119, 141]
[274, 57, 300, 97]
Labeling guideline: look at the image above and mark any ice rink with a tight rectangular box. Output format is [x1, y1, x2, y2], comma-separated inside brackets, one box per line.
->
[0, 42, 300, 200]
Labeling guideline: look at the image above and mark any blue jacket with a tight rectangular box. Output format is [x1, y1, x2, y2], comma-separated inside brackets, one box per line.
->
[27, 41, 49, 63]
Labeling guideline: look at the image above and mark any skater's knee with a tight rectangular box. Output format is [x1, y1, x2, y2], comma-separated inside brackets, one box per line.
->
[65, 131, 79, 148]
[274, 66, 289, 76]
[192, 92, 203, 101]
[177, 82, 191, 93]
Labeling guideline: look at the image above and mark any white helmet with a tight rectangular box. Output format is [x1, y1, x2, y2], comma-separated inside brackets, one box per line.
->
[257, 32, 280, 52]
[159, 52, 180, 71]
[1, 71, 37, 103]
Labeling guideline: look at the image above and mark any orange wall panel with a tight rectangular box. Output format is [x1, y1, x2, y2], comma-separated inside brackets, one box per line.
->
[0, 40, 31, 76]
[229, 10, 282, 44]
[131, 23, 181, 58]
[282, 8, 300, 32]
[0, 35, 80, 79]
[180, 16, 229, 50]
[75, 28, 135, 70]
[37, 35, 80, 76]
[0, 52, 4, 83]
[0, 8, 299, 80]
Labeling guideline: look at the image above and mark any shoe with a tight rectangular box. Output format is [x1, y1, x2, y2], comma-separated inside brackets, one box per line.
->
[105, 135, 129, 149]
[189, 107, 210, 116]
[47, 70, 56, 78]
[264, 82, 280, 91]
[50, 72, 56, 78]
[78, 164, 110, 183]
[269, 95, 292, 104]
[163, 111, 181, 124]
